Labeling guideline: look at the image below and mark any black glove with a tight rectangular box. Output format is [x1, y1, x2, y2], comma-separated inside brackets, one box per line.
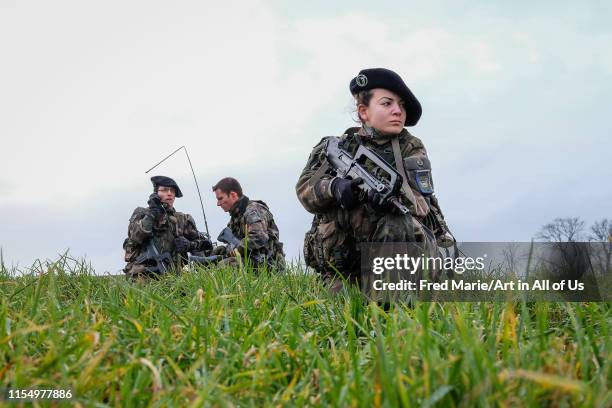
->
[174, 236, 193, 253]
[367, 189, 388, 212]
[332, 177, 362, 209]
[147, 193, 165, 220]
[198, 233, 214, 252]
[202, 239, 213, 252]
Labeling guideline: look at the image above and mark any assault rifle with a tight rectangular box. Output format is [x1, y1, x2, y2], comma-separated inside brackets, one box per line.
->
[217, 227, 269, 266]
[134, 240, 172, 275]
[325, 137, 410, 214]
[217, 227, 242, 251]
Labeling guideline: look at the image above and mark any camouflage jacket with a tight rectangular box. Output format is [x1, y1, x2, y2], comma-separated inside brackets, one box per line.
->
[227, 196, 285, 267]
[296, 126, 448, 234]
[123, 205, 208, 267]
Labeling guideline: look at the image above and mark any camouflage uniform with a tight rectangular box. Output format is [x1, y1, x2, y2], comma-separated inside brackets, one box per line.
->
[217, 196, 285, 270]
[123, 204, 209, 280]
[296, 126, 450, 285]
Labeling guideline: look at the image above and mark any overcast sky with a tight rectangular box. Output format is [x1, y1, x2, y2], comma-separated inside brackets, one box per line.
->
[1, 1, 610, 274]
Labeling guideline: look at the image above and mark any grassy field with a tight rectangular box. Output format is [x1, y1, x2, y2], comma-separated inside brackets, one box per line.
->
[0, 257, 610, 407]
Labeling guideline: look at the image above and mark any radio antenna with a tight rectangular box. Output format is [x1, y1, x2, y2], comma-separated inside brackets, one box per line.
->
[145, 146, 210, 237]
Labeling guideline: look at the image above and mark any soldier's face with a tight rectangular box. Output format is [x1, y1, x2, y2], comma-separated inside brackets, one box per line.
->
[358, 88, 406, 135]
[215, 189, 239, 212]
[157, 186, 176, 207]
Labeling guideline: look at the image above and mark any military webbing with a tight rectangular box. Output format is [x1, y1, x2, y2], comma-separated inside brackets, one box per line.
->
[391, 136, 417, 210]
[309, 162, 329, 187]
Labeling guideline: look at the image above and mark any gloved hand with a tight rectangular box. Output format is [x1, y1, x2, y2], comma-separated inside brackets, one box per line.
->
[147, 193, 165, 220]
[212, 244, 228, 256]
[332, 177, 362, 209]
[174, 236, 193, 253]
[199, 234, 214, 252]
[366, 189, 387, 212]
[368, 190, 384, 211]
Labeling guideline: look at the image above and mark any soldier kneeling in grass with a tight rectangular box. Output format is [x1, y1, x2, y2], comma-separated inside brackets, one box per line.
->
[122, 176, 213, 281]
[212, 177, 285, 271]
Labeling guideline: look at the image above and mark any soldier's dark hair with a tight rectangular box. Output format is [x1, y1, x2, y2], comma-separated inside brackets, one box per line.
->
[353, 90, 374, 124]
[212, 177, 243, 197]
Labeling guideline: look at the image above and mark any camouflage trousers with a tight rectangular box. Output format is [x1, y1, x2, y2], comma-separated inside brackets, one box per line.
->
[123, 260, 182, 282]
[306, 206, 439, 292]
[123, 262, 165, 282]
[213, 245, 286, 272]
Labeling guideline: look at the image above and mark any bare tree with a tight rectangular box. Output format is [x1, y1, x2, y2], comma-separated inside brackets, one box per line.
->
[589, 218, 611, 276]
[536, 217, 585, 242]
[502, 242, 521, 275]
[535, 217, 588, 280]
[590, 218, 612, 242]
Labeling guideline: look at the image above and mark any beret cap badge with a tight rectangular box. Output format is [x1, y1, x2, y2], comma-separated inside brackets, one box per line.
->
[355, 74, 368, 87]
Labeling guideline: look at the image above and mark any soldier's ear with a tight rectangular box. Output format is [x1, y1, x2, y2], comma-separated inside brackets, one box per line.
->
[357, 104, 369, 123]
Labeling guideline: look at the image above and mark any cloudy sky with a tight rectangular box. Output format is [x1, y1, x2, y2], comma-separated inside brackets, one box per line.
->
[1, 1, 610, 274]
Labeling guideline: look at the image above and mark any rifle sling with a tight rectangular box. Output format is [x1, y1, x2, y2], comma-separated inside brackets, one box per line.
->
[309, 161, 329, 187]
[391, 136, 417, 210]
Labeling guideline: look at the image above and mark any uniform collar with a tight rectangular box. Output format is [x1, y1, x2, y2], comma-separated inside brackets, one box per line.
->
[343, 126, 408, 145]
[162, 203, 176, 215]
[230, 195, 249, 217]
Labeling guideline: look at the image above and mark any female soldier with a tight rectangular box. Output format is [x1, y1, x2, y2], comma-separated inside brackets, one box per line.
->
[296, 68, 453, 290]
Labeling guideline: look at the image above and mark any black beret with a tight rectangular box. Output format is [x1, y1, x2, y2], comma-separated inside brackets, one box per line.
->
[150, 175, 183, 198]
[349, 68, 422, 126]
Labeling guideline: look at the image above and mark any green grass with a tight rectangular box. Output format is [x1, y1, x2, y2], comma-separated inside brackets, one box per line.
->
[0, 256, 610, 407]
